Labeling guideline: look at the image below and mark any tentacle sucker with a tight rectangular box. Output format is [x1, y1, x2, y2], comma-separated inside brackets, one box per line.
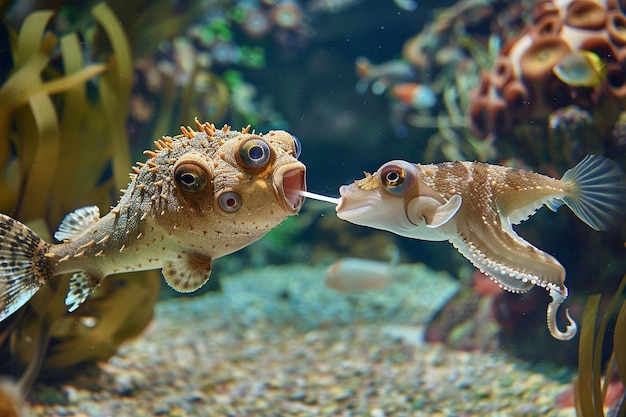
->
[547, 288, 577, 340]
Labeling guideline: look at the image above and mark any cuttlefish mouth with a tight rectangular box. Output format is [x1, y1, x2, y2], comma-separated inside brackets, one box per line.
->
[336, 185, 349, 213]
[335, 184, 376, 221]
[275, 163, 307, 214]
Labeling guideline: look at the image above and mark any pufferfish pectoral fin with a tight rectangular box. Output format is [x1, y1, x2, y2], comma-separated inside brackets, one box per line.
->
[406, 194, 462, 228]
[66, 271, 100, 312]
[162, 252, 212, 292]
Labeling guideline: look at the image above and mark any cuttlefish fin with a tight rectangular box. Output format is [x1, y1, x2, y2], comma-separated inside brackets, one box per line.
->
[162, 252, 212, 292]
[406, 194, 462, 228]
[549, 155, 626, 231]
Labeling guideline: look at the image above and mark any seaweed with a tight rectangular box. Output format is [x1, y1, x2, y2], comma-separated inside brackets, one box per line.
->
[0, 9, 110, 221]
[575, 273, 626, 416]
[0, 3, 160, 394]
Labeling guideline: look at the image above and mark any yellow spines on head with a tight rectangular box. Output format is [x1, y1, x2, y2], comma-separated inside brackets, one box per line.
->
[180, 125, 196, 139]
[205, 122, 216, 135]
[192, 118, 217, 139]
[355, 172, 379, 190]
[153, 139, 173, 151]
[194, 117, 203, 132]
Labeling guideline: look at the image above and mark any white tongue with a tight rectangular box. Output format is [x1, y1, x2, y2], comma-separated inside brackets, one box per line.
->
[296, 190, 341, 205]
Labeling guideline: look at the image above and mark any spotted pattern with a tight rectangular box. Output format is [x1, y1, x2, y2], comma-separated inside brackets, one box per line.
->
[0, 119, 306, 322]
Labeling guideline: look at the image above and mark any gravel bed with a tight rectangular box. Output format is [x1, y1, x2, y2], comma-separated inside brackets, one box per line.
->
[23, 264, 576, 416]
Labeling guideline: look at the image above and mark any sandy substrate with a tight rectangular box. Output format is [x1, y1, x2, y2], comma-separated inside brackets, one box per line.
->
[22, 264, 576, 416]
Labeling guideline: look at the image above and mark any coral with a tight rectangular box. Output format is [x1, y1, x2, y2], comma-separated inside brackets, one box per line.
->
[469, 0, 626, 142]
[353, 0, 525, 162]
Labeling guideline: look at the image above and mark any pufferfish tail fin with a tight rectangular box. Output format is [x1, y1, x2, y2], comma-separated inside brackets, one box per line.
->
[0, 214, 52, 322]
[548, 155, 626, 231]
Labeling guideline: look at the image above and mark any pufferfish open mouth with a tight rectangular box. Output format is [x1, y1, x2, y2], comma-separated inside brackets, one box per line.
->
[275, 163, 306, 214]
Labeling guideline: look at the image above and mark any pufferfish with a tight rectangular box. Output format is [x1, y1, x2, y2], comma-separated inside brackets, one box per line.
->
[0, 119, 306, 323]
[329, 156, 626, 340]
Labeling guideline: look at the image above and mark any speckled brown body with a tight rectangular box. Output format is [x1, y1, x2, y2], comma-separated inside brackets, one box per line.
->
[416, 161, 570, 291]
[0, 120, 306, 321]
[337, 156, 626, 340]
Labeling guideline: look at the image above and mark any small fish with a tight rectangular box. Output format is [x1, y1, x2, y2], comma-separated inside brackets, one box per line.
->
[390, 82, 436, 110]
[325, 247, 400, 293]
[332, 156, 626, 340]
[355, 57, 416, 95]
[325, 258, 396, 293]
[553, 50, 607, 88]
[0, 119, 306, 322]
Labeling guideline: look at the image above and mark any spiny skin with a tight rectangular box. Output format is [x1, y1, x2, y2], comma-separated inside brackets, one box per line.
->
[337, 156, 626, 340]
[0, 119, 306, 322]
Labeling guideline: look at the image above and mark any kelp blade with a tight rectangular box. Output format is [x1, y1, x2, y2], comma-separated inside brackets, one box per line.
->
[576, 294, 603, 416]
[612, 275, 626, 390]
[92, 2, 133, 190]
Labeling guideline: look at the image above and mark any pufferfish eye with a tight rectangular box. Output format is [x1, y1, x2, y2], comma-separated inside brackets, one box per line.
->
[174, 163, 208, 192]
[291, 135, 302, 158]
[379, 161, 414, 195]
[218, 191, 242, 213]
[239, 138, 271, 168]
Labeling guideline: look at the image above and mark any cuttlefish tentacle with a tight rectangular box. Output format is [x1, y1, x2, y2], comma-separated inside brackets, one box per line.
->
[548, 288, 577, 340]
[453, 206, 576, 341]
[447, 203, 576, 340]
[444, 170, 575, 339]
[448, 172, 566, 289]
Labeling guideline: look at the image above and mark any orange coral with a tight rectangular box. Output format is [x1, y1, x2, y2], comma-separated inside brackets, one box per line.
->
[469, 0, 626, 139]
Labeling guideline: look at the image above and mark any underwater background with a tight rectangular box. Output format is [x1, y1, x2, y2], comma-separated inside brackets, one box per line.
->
[1, 0, 626, 415]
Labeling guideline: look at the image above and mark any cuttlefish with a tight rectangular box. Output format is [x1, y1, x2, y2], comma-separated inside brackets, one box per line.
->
[300, 155, 626, 340]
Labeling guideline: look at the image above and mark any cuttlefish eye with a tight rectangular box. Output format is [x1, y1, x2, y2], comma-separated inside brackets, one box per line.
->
[379, 162, 413, 195]
[292, 135, 302, 158]
[174, 163, 208, 192]
[218, 191, 242, 213]
[240, 138, 271, 168]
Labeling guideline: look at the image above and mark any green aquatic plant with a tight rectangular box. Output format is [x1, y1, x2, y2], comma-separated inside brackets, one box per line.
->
[575, 273, 626, 416]
[0, 3, 160, 394]
[104, 0, 222, 58]
[0, 4, 132, 222]
[397, 0, 504, 163]
[0, 10, 105, 219]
